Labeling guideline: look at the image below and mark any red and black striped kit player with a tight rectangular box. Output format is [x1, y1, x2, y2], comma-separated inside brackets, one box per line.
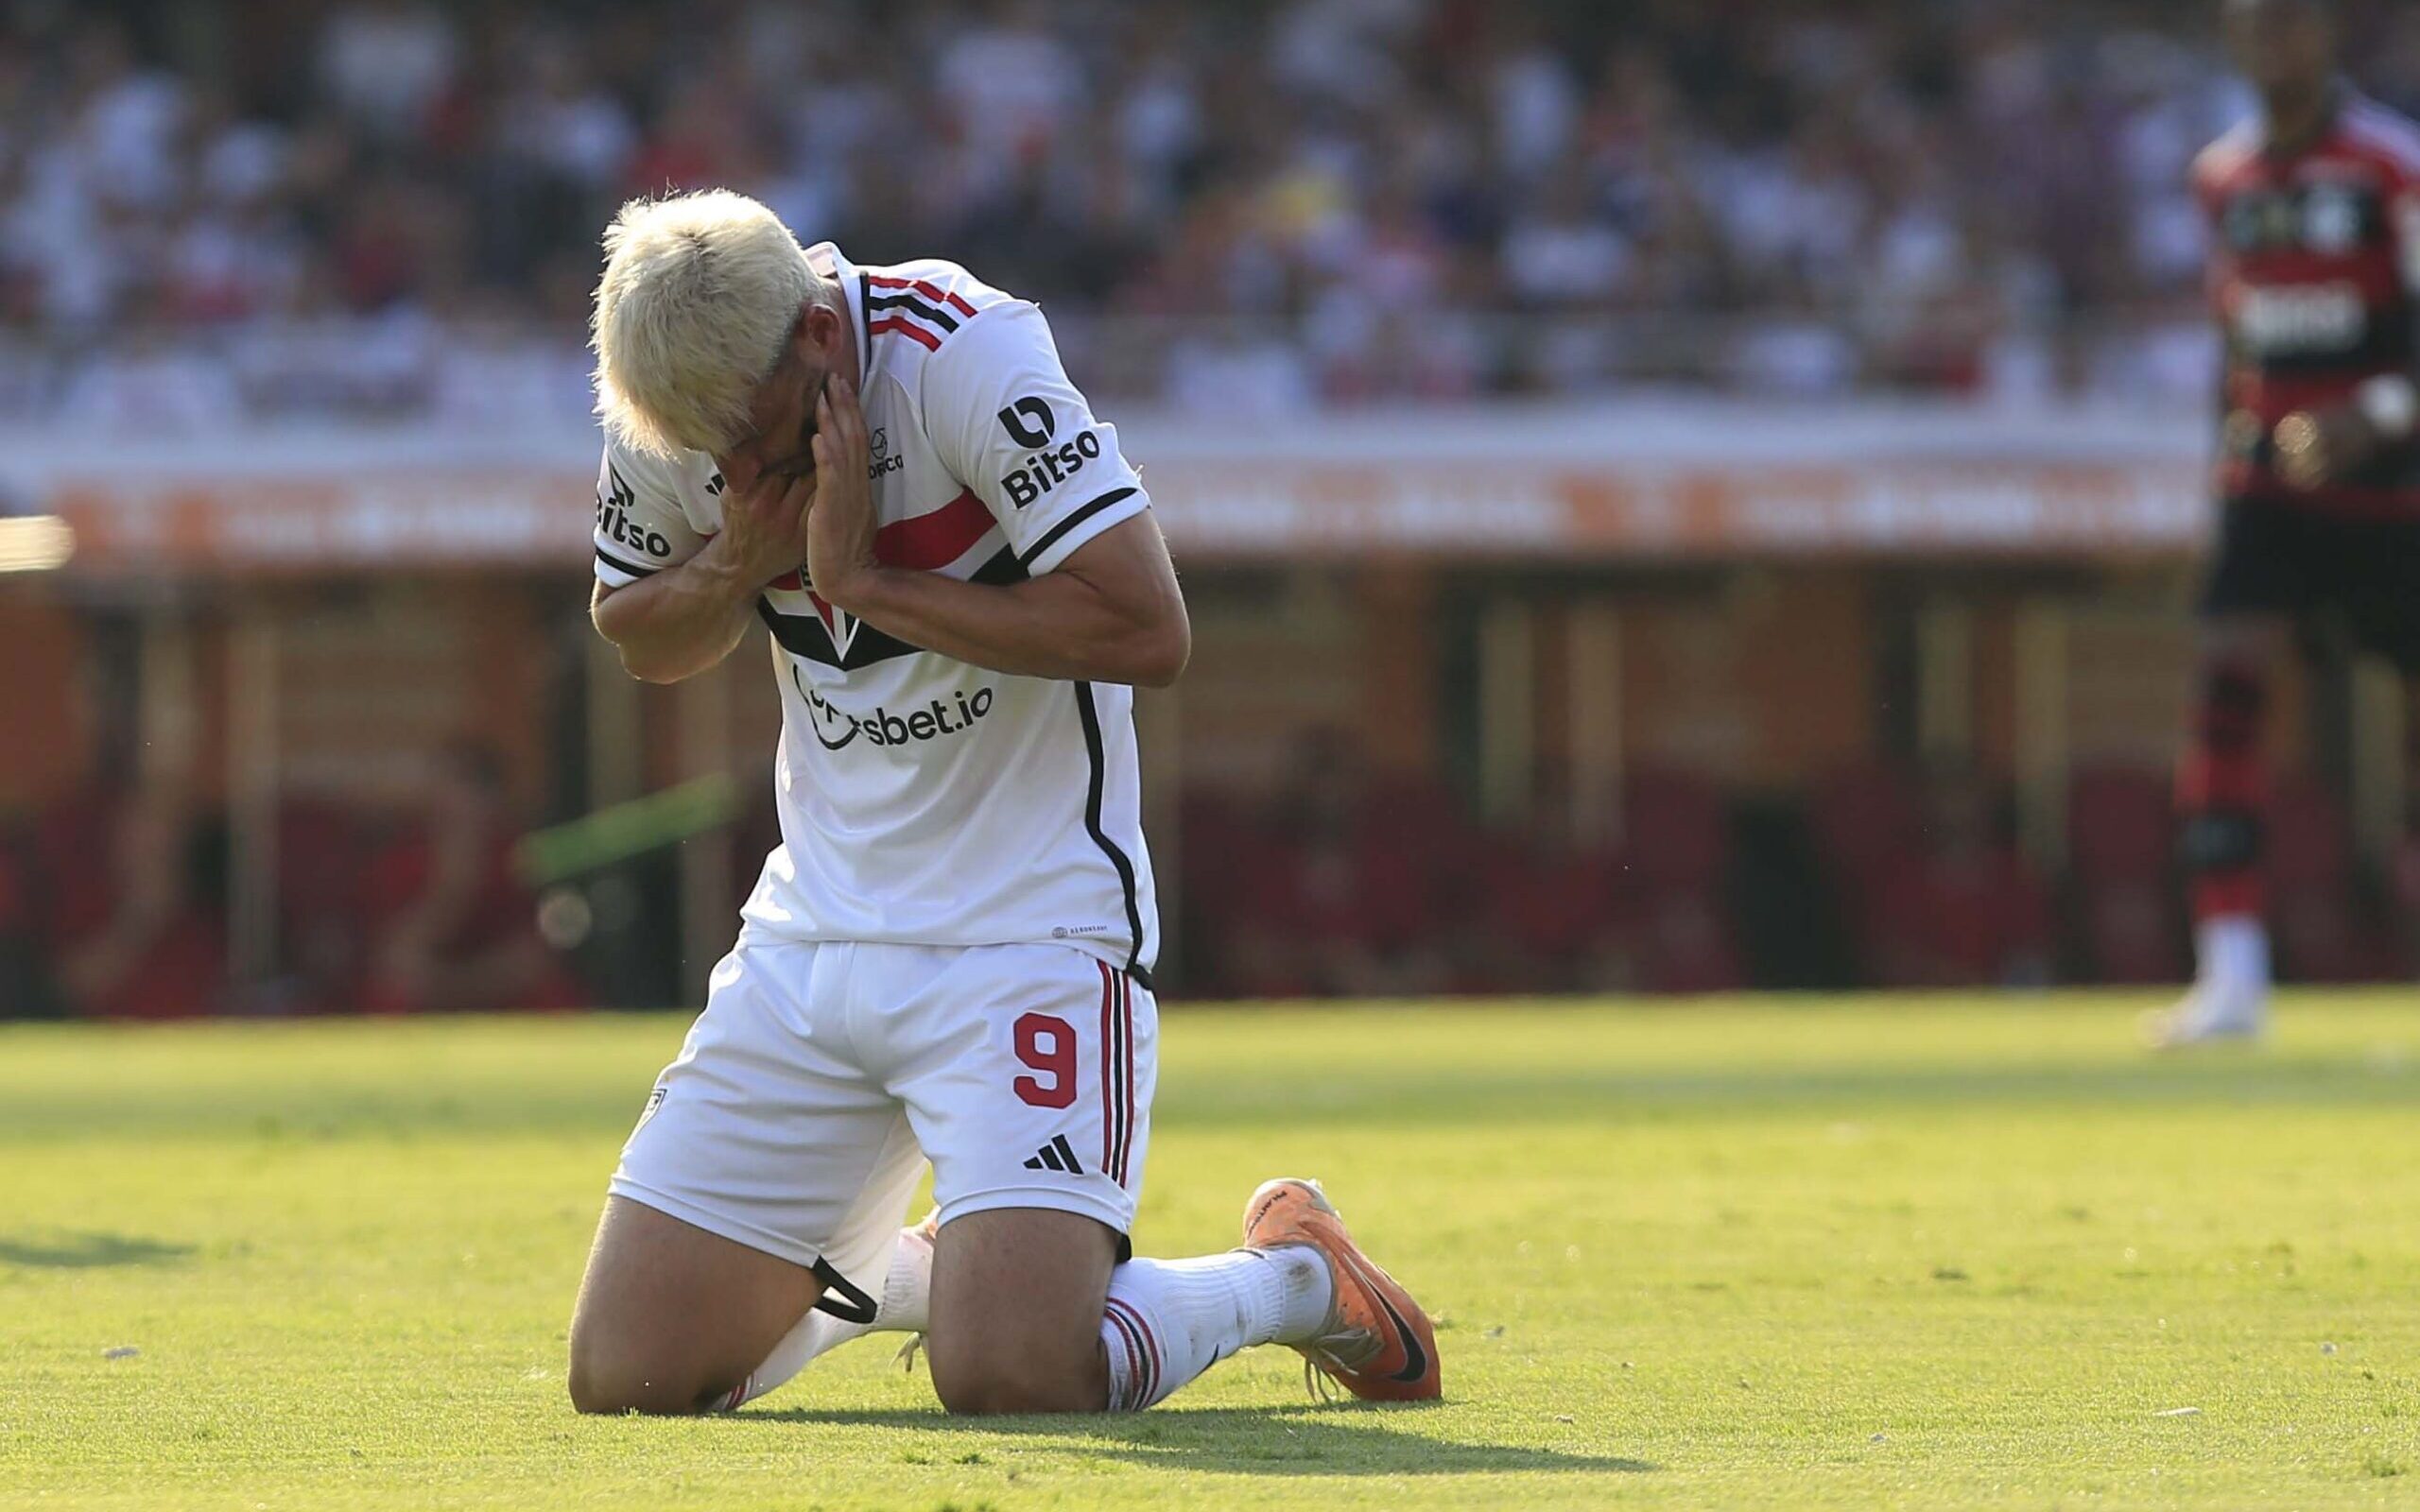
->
[2156, 0, 2420, 1046]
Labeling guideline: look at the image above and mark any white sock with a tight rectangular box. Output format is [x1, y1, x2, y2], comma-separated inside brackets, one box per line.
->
[2196, 915, 2271, 993]
[1098, 1246, 1333, 1411]
[717, 1224, 935, 1410]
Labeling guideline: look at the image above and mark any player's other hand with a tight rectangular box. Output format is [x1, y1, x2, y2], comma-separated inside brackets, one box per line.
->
[806, 375, 878, 611]
[718, 463, 818, 592]
[2274, 402, 2385, 490]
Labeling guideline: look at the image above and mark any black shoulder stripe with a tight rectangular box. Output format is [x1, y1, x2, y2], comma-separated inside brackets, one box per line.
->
[970, 544, 1029, 586]
[596, 546, 660, 580]
[1021, 488, 1139, 570]
[867, 289, 961, 333]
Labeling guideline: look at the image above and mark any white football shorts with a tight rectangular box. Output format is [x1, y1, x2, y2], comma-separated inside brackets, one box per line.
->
[610, 936, 1156, 1304]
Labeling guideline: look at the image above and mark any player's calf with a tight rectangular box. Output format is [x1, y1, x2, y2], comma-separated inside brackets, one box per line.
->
[2156, 641, 2278, 1046]
[925, 1204, 1343, 1416]
[2177, 653, 2272, 926]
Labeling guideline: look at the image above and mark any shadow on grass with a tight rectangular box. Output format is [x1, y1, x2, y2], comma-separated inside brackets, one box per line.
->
[743, 1402, 1654, 1476]
[0, 1231, 195, 1268]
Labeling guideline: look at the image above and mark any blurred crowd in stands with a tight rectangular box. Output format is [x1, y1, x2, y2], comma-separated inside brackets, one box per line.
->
[8, 0, 2420, 1016]
[9, 725, 2420, 1016]
[0, 746, 581, 1019]
[1169, 733, 2420, 1001]
[6, 0, 2419, 422]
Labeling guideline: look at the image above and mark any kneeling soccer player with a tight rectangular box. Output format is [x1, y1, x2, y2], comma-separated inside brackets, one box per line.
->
[565, 191, 1439, 1415]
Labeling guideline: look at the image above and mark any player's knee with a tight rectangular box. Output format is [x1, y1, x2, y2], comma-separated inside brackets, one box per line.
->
[566, 1363, 716, 1417]
[930, 1341, 1106, 1416]
[934, 1367, 1097, 1416]
[566, 1332, 727, 1417]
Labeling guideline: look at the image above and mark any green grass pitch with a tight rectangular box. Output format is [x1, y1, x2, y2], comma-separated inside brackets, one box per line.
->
[4, 994, 2418, 1510]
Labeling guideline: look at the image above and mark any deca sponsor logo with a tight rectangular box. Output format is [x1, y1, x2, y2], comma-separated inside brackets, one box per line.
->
[804, 683, 996, 751]
[866, 427, 905, 481]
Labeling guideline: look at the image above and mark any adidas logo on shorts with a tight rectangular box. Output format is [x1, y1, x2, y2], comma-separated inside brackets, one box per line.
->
[1022, 1134, 1085, 1175]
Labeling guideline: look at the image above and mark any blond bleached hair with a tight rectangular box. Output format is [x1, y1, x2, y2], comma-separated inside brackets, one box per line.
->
[591, 190, 832, 457]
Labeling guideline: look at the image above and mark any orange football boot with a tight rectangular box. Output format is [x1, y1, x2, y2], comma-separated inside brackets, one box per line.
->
[1241, 1177, 1441, 1401]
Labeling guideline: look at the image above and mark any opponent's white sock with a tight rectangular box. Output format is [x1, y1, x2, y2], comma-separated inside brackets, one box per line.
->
[717, 1224, 935, 1410]
[1098, 1246, 1333, 1411]
[2195, 914, 2271, 994]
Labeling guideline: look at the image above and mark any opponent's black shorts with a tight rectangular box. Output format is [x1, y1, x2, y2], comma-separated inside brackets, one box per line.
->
[2201, 496, 2420, 674]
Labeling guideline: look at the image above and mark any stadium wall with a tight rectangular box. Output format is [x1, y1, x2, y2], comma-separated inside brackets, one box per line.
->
[0, 399, 2208, 572]
[0, 395, 2258, 819]
[0, 399, 2226, 813]
[19, 398, 2382, 998]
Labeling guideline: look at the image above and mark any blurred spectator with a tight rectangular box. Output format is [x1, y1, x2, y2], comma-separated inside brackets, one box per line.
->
[315, 1, 457, 143]
[1617, 767, 1749, 994]
[358, 743, 582, 1014]
[1463, 773, 1632, 993]
[39, 782, 229, 1020]
[2394, 816, 2420, 973]
[0, 0, 2399, 419]
[1193, 730, 1451, 999]
[1861, 762, 2055, 989]
[2266, 779, 2399, 984]
[1189, 738, 1758, 998]
[2066, 765, 2189, 985]
[0, 830, 62, 1018]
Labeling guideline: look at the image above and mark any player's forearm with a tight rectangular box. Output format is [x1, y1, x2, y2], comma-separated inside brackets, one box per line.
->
[591, 540, 765, 683]
[837, 566, 1190, 687]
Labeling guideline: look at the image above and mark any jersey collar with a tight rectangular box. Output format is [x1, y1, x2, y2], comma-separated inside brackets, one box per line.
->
[804, 241, 873, 385]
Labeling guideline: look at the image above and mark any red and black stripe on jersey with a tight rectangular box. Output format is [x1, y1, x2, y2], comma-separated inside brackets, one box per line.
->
[758, 546, 1027, 670]
[862, 272, 979, 352]
[757, 488, 1024, 669]
[2213, 179, 2415, 378]
[2199, 94, 2420, 509]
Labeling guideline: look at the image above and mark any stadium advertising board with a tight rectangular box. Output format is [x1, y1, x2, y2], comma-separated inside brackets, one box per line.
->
[17, 403, 2209, 571]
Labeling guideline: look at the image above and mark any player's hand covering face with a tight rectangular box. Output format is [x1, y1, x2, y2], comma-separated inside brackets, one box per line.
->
[708, 310, 855, 592]
[716, 455, 817, 593]
[718, 302, 856, 494]
[804, 375, 878, 609]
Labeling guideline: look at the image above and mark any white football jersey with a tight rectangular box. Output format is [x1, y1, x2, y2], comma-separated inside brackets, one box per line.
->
[592, 244, 1159, 983]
